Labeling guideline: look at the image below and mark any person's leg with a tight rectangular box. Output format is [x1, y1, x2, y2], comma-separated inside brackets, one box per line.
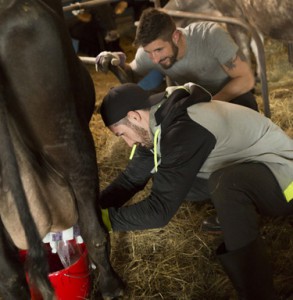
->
[208, 163, 293, 299]
[230, 91, 258, 112]
[138, 70, 164, 92]
[185, 177, 210, 202]
[209, 163, 292, 250]
[217, 237, 275, 300]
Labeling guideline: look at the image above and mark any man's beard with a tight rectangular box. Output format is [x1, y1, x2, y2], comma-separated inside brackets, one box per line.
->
[159, 41, 179, 69]
[129, 122, 153, 149]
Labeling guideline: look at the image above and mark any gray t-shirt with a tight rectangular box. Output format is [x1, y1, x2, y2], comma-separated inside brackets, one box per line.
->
[131, 22, 238, 95]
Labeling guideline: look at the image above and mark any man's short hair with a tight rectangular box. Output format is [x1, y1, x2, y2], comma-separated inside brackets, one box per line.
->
[134, 8, 176, 47]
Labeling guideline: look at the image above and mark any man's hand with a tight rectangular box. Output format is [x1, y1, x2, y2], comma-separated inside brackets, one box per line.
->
[95, 51, 126, 73]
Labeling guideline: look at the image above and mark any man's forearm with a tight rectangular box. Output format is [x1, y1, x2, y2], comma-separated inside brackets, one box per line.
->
[212, 76, 255, 102]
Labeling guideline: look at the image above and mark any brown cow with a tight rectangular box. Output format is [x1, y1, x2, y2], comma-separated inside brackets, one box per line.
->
[162, 0, 293, 60]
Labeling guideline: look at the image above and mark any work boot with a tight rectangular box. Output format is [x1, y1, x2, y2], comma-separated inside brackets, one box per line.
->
[201, 214, 222, 233]
[217, 237, 275, 300]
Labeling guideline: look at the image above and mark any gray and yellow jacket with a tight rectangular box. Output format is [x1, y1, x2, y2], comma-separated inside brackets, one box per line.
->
[101, 83, 293, 231]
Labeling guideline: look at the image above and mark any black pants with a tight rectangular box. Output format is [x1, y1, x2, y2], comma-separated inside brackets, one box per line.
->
[230, 91, 258, 111]
[208, 163, 293, 251]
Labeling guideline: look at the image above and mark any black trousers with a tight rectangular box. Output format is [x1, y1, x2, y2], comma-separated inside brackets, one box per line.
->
[230, 91, 259, 112]
[208, 163, 293, 251]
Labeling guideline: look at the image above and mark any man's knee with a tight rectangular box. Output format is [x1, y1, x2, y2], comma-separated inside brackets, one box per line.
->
[208, 168, 229, 196]
[208, 167, 243, 208]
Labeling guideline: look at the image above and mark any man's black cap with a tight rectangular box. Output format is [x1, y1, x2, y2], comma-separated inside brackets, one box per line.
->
[100, 83, 164, 126]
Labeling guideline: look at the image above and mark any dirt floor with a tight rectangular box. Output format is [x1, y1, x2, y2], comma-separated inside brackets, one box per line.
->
[85, 35, 293, 300]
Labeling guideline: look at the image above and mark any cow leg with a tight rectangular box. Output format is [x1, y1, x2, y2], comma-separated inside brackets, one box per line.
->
[0, 220, 30, 300]
[76, 197, 124, 299]
[49, 127, 125, 298]
[43, 138, 125, 299]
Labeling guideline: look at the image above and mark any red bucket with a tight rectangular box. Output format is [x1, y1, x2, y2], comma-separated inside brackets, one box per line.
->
[19, 241, 90, 300]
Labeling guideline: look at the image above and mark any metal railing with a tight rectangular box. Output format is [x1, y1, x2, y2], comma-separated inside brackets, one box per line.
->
[63, 0, 113, 12]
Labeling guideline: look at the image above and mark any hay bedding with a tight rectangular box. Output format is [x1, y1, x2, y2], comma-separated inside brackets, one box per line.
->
[88, 38, 293, 300]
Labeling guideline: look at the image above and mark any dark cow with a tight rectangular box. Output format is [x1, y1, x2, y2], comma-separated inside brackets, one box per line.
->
[0, 0, 123, 299]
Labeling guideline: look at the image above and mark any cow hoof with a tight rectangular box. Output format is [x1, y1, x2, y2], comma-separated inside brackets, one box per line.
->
[103, 294, 124, 300]
[102, 289, 124, 300]
[100, 275, 125, 300]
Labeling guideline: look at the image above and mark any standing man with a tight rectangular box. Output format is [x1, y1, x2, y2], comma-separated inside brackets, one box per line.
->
[99, 82, 293, 299]
[96, 8, 258, 110]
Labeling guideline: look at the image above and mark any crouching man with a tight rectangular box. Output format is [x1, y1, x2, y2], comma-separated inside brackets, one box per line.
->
[99, 82, 293, 299]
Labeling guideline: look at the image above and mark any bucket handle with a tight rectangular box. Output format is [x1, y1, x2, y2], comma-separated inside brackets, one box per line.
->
[63, 272, 91, 279]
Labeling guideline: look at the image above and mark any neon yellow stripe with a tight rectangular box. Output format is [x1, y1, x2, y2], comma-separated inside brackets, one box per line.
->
[129, 144, 137, 160]
[284, 181, 293, 202]
[153, 128, 160, 172]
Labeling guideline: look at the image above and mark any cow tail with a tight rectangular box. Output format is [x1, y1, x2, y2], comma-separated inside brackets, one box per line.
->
[0, 91, 54, 299]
